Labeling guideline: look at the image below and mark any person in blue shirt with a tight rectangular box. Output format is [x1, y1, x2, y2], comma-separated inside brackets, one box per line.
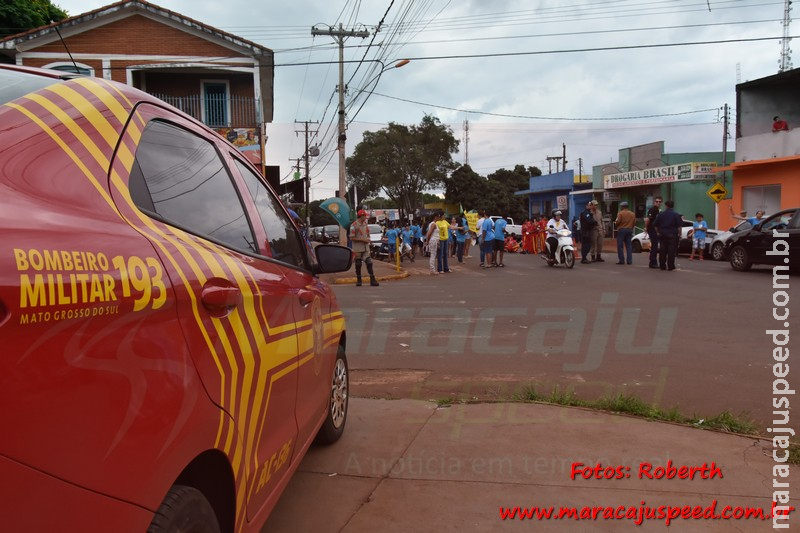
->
[481, 215, 495, 267]
[493, 215, 508, 267]
[410, 222, 422, 256]
[401, 223, 415, 262]
[385, 222, 399, 259]
[729, 205, 766, 228]
[453, 215, 467, 263]
[689, 213, 708, 261]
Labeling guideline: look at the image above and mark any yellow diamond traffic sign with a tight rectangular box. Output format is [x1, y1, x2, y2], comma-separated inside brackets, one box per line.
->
[706, 181, 728, 203]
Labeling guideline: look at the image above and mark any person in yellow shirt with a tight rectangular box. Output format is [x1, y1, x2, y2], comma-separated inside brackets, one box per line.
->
[435, 212, 452, 273]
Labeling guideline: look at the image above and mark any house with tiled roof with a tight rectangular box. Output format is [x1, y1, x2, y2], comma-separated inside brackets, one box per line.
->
[0, 0, 273, 161]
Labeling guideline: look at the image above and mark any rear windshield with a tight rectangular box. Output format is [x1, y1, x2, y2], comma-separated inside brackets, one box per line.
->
[0, 68, 60, 105]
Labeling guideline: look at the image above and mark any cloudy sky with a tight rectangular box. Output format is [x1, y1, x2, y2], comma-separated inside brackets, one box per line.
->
[58, 0, 791, 199]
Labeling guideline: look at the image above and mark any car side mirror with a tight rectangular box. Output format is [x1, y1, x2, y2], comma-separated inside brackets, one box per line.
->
[314, 244, 353, 275]
[728, 227, 735, 232]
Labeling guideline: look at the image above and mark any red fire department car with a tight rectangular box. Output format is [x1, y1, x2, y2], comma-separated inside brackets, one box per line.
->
[0, 64, 352, 532]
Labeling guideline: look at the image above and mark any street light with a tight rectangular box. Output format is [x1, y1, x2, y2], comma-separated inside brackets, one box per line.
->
[337, 59, 410, 245]
[347, 59, 411, 125]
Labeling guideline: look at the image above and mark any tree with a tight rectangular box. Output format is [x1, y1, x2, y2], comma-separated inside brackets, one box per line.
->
[1, 0, 68, 38]
[444, 163, 542, 221]
[444, 164, 490, 212]
[486, 164, 541, 221]
[346, 115, 459, 220]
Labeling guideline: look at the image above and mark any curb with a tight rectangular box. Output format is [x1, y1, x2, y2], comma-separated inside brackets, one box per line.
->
[333, 269, 410, 285]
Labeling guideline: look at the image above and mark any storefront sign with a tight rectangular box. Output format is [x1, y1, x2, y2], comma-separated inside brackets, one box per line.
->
[603, 162, 717, 189]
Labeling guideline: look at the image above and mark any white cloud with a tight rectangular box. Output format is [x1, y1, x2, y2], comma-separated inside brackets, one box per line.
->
[57, 0, 788, 198]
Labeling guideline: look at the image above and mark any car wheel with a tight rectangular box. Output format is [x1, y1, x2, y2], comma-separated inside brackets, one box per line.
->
[711, 241, 725, 261]
[729, 245, 752, 272]
[147, 485, 220, 533]
[632, 240, 642, 253]
[563, 249, 575, 269]
[315, 345, 348, 445]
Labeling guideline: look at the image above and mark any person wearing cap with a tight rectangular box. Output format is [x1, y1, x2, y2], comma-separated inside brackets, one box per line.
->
[349, 209, 379, 286]
[614, 201, 636, 265]
[589, 200, 605, 262]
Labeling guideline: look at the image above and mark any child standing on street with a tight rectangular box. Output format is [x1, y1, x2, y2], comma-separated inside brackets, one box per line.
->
[689, 213, 708, 261]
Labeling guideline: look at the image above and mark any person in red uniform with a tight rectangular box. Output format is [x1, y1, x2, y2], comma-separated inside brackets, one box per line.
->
[773, 115, 789, 132]
[521, 218, 534, 254]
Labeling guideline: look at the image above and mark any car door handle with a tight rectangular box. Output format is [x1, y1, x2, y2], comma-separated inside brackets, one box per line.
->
[201, 280, 242, 317]
[298, 289, 316, 307]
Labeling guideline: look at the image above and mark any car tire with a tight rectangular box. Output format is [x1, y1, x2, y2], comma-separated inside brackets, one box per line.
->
[147, 485, 220, 533]
[729, 245, 752, 272]
[711, 241, 725, 261]
[315, 345, 349, 445]
[632, 240, 642, 253]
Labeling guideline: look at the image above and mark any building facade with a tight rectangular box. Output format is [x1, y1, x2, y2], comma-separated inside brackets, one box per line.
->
[592, 141, 733, 232]
[0, 0, 274, 167]
[716, 67, 800, 230]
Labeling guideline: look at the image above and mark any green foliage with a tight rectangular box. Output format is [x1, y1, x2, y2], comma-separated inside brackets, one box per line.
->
[0, 0, 68, 37]
[363, 196, 399, 209]
[445, 163, 540, 221]
[346, 115, 459, 219]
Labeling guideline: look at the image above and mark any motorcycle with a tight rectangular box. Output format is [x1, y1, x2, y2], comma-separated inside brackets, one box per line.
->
[541, 228, 576, 269]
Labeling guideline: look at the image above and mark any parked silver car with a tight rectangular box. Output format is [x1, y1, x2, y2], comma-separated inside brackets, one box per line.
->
[708, 220, 753, 261]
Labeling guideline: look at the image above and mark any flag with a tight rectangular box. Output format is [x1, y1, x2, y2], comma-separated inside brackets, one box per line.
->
[319, 197, 355, 231]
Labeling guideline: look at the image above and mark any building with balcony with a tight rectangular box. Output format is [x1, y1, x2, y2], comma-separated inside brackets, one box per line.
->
[716, 67, 800, 230]
[0, 0, 273, 166]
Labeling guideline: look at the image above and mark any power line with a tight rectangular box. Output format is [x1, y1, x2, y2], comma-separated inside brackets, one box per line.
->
[369, 91, 719, 121]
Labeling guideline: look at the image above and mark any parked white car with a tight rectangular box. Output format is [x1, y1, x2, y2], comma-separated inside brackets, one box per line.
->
[632, 221, 718, 256]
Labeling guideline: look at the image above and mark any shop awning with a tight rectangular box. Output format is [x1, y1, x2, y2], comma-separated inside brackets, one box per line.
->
[715, 154, 800, 172]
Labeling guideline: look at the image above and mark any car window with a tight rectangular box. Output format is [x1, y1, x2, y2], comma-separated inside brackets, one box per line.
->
[789, 210, 800, 229]
[129, 120, 257, 253]
[233, 159, 307, 268]
[368, 224, 382, 234]
[761, 212, 794, 232]
[0, 68, 61, 104]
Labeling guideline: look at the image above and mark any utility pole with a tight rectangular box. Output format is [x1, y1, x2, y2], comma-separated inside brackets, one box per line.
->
[295, 120, 319, 226]
[312, 23, 370, 244]
[562, 143, 567, 170]
[779, 0, 793, 72]
[721, 103, 729, 167]
[463, 118, 470, 166]
[546, 155, 564, 173]
[578, 158, 583, 182]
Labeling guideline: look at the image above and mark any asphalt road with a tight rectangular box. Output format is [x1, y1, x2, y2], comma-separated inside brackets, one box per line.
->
[332, 250, 792, 427]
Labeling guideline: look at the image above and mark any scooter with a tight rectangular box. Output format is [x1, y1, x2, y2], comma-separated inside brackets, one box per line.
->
[541, 229, 576, 269]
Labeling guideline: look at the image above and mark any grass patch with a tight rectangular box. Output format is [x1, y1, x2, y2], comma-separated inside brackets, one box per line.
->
[509, 383, 760, 436]
[700, 411, 758, 435]
[511, 384, 541, 402]
[434, 397, 456, 407]
[788, 443, 800, 466]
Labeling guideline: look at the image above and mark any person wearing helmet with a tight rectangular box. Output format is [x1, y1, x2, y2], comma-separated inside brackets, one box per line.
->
[546, 210, 568, 261]
[349, 209, 379, 286]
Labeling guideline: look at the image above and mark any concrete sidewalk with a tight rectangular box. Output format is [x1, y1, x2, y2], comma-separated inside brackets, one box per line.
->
[265, 398, 788, 532]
